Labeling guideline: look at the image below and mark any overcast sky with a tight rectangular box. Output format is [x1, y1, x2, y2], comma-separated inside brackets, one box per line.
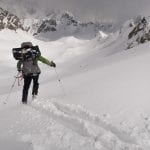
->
[2, 0, 150, 23]
[35, 0, 150, 23]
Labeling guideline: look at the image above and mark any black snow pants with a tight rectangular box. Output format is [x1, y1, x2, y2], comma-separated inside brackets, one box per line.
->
[22, 74, 39, 103]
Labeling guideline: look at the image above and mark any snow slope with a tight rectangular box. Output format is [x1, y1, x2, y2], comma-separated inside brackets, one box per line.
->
[1, 28, 150, 149]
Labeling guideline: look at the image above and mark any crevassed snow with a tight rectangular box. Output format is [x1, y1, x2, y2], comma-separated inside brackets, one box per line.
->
[1, 28, 150, 149]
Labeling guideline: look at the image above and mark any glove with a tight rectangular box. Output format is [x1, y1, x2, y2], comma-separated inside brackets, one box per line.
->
[50, 61, 56, 68]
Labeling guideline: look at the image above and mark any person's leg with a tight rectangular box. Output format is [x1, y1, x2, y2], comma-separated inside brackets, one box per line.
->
[32, 74, 39, 96]
[22, 75, 32, 103]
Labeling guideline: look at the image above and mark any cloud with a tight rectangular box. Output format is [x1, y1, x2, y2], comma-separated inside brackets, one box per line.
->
[35, 0, 150, 23]
[2, 0, 150, 23]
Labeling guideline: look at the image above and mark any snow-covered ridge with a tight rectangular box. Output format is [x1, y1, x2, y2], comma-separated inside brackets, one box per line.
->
[92, 16, 150, 50]
[22, 11, 113, 40]
[0, 7, 24, 31]
[2, 5, 150, 49]
[0, 6, 113, 40]
[127, 16, 150, 49]
[1, 4, 150, 50]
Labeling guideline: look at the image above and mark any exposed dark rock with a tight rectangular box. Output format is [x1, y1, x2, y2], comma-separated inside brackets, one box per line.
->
[127, 17, 150, 49]
[37, 19, 57, 33]
[0, 7, 24, 31]
[128, 17, 147, 39]
[0, 7, 113, 40]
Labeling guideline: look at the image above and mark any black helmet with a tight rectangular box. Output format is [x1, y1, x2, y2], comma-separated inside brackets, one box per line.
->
[21, 42, 33, 48]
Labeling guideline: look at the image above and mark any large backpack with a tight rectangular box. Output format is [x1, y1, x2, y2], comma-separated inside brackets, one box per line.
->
[12, 45, 41, 60]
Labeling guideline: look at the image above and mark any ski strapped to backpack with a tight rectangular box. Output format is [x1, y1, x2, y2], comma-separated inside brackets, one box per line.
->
[12, 45, 41, 60]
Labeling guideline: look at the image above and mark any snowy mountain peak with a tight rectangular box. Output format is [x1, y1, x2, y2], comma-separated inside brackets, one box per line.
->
[21, 10, 113, 40]
[0, 6, 114, 40]
[61, 11, 75, 19]
[60, 11, 78, 26]
[0, 6, 24, 31]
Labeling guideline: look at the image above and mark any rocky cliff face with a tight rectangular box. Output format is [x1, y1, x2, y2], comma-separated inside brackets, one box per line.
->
[0, 7, 24, 31]
[0, 6, 113, 40]
[23, 11, 113, 40]
[1, 6, 150, 49]
[127, 17, 150, 49]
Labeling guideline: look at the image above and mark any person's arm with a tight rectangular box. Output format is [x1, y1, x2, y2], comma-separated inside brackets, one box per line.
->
[17, 60, 23, 71]
[38, 55, 56, 67]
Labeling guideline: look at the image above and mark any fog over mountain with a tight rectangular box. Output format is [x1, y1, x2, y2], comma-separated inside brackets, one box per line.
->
[1, 0, 150, 24]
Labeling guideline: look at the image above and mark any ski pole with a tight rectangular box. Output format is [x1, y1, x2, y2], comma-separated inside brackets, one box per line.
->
[3, 72, 19, 104]
[54, 68, 66, 97]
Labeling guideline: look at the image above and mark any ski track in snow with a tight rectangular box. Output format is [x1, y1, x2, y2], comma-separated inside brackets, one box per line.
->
[1, 27, 150, 150]
[3, 98, 147, 150]
[48, 101, 137, 143]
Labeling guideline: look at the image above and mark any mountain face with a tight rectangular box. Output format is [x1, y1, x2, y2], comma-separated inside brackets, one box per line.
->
[1, 5, 150, 49]
[0, 7, 24, 31]
[0, 6, 113, 40]
[0, 0, 40, 18]
[127, 17, 150, 49]
[22, 11, 113, 40]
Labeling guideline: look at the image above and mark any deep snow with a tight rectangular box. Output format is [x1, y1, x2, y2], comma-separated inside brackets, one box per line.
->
[1, 29, 150, 149]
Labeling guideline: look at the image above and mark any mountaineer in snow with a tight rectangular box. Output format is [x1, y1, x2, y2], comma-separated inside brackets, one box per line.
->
[15, 42, 56, 104]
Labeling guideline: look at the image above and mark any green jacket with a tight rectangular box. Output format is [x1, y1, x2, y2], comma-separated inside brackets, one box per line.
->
[17, 55, 53, 75]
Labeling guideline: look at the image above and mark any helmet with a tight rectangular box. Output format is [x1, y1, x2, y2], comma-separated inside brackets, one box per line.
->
[21, 42, 33, 48]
